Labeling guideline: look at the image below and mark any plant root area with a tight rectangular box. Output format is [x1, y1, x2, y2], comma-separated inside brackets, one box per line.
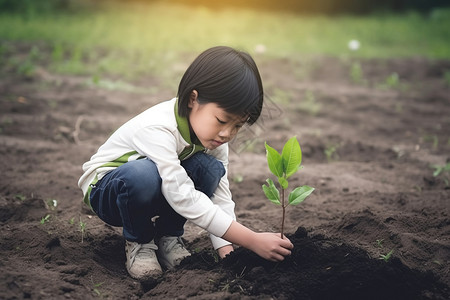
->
[1, 49, 449, 299]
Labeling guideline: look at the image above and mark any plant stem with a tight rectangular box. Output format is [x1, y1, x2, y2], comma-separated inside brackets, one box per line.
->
[281, 188, 285, 239]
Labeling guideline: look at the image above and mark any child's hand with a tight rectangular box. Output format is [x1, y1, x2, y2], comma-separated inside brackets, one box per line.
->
[217, 245, 234, 259]
[222, 221, 293, 262]
[250, 233, 293, 262]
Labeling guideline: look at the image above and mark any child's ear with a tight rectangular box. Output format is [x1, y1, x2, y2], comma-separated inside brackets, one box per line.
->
[188, 90, 198, 108]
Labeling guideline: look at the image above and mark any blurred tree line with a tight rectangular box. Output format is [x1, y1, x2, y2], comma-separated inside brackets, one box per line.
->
[169, 0, 449, 14]
[0, 0, 448, 14]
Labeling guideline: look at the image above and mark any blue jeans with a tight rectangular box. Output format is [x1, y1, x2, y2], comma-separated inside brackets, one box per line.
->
[89, 152, 225, 243]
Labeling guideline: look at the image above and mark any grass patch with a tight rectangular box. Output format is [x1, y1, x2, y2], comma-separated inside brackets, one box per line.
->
[0, 3, 449, 78]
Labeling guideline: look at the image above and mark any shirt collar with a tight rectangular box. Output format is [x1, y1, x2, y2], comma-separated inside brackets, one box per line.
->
[174, 98, 204, 149]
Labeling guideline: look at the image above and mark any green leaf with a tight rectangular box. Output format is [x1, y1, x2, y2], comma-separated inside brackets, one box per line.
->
[278, 177, 288, 189]
[265, 142, 283, 178]
[282, 136, 302, 178]
[288, 185, 315, 205]
[262, 179, 281, 205]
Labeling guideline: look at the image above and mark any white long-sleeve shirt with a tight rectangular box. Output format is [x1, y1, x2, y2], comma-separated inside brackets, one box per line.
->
[78, 98, 235, 249]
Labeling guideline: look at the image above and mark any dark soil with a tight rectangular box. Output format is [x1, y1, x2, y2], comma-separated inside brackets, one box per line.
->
[0, 45, 449, 299]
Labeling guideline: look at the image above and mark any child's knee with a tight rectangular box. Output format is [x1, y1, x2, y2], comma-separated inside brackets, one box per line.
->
[117, 160, 162, 205]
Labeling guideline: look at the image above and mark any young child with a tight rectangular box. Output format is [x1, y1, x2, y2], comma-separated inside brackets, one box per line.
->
[78, 46, 293, 280]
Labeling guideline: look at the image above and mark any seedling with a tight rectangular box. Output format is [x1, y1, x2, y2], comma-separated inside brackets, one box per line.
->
[91, 276, 104, 296]
[444, 70, 450, 87]
[350, 62, 363, 84]
[233, 174, 244, 183]
[423, 134, 439, 150]
[324, 144, 339, 162]
[45, 199, 58, 211]
[375, 239, 384, 248]
[15, 194, 26, 201]
[379, 249, 394, 262]
[51, 43, 64, 63]
[40, 214, 51, 224]
[79, 217, 87, 243]
[430, 162, 450, 177]
[430, 162, 450, 186]
[385, 72, 399, 88]
[262, 136, 315, 238]
[298, 90, 321, 116]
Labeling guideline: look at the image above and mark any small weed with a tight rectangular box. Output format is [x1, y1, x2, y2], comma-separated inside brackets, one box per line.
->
[40, 214, 51, 224]
[324, 144, 339, 162]
[423, 134, 439, 150]
[0, 116, 13, 133]
[376, 239, 384, 248]
[233, 174, 244, 183]
[379, 249, 394, 262]
[432, 259, 442, 266]
[91, 276, 104, 296]
[46, 99, 58, 109]
[298, 90, 321, 116]
[45, 199, 58, 210]
[220, 267, 246, 293]
[210, 249, 219, 263]
[430, 162, 450, 186]
[392, 146, 405, 159]
[430, 162, 450, 177]
[29, 46, 41, 61]
[444, 70, 450, 87]
[16, 46, 41, 77]
[92, 74, 101, 85]
[385, 72, 400, 88]
[51, 43, 64, 63]
[350, 62, 363, 84]
[79, 216, 87, 243]
[15, 194, 26, 201]
[69, 217, 75, 225]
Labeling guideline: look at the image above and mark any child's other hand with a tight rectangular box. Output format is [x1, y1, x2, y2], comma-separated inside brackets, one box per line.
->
[217, 245, 234, 259]
[251, 233, 293, 262]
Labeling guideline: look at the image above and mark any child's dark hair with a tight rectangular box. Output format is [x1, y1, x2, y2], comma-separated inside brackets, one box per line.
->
[177, 46, 263, 125]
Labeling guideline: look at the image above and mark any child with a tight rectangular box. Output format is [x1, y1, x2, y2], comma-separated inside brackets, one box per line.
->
[78, 46, 293, 280]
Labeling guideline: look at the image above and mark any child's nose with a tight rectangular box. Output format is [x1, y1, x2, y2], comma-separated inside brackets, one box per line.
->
[219, 125, 235, 138]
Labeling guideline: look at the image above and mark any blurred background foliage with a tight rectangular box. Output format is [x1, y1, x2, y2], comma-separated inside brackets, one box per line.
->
[0, 0, 449, 81]
[0, 0, 448, 14]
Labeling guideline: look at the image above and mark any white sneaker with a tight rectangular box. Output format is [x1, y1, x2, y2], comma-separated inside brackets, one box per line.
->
[125, 240, 162, 280]
[156, 236, 191, 270]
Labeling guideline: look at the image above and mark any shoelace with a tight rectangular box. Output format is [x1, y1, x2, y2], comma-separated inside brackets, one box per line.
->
[162, 237, 185, 253]
[129, 242, 158, 264]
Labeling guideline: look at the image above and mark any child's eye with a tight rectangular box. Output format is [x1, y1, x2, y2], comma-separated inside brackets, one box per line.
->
[216, 117, 226, 124]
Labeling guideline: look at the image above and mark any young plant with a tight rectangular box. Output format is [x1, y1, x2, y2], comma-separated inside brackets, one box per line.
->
[262, 136, 315, 238]
[430, 162, 450, 186]
[79, 216, 87, 243]
[379, 249, 394, 262]
[324, 144, 339, 162]
[430, 162, 450, 177]
[385, 72, 399, 88]
[40, 214, 51, 224]
[350, 62, 363, 84]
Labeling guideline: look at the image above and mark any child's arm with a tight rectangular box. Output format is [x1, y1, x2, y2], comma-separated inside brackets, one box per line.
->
[222, 221, 293, 262]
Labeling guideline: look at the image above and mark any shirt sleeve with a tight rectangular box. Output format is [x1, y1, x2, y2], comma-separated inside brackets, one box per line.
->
[131, 126, 234, 239]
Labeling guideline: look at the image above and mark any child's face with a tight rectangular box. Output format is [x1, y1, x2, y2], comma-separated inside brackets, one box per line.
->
[188, 98, 246, 150]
